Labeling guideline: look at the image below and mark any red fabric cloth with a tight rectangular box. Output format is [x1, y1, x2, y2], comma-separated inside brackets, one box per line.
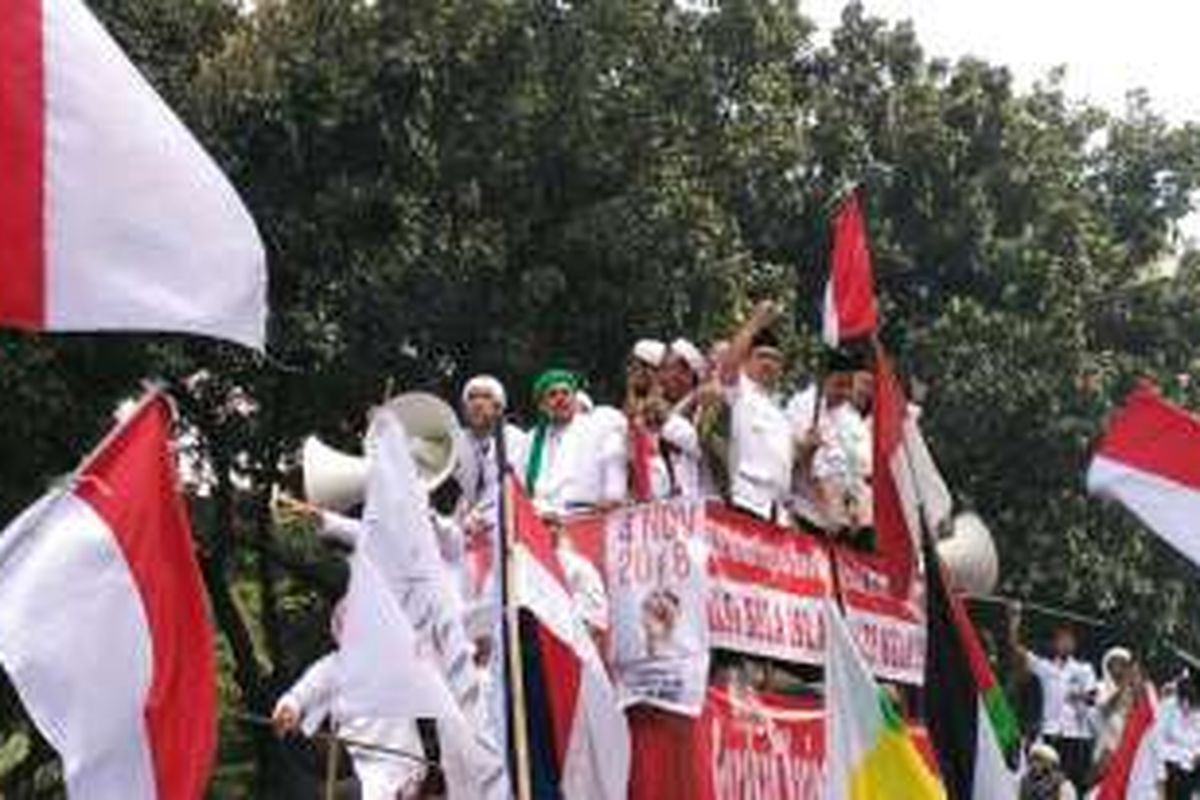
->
[627, 706, 708, 800]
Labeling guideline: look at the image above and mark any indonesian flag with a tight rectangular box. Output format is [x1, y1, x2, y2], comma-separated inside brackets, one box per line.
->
[1087, 383, 1200, 570]
[1096, 687, 1160, 800]
[508, 479, 631, 800]
[0, 0, 267, 348]
[872, 346, 949, 596]
[924, 537, 1019, 800]
[0, 393, 216, 799]
[822, 188, 879, 347]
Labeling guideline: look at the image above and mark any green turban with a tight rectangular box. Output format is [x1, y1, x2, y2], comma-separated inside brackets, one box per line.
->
[531, 368, 579, 400]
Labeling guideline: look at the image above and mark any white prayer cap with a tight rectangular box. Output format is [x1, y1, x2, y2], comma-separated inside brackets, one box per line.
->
[631, 339, 667, 368]
[462, 374, 507, 409]
[1103, 646, 1134, 677]
[576, 390, 595, 414]
[668, 338, 707, 377]
[1029, 743, 1060, 766]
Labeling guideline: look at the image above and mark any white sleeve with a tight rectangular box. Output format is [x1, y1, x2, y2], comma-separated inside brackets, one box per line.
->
[277, 652, 338, 736]
[599, 426, 628, 504]
[505, 424, 530, 484]
[1026, 650, 1054, 683]
[318, 510, 364, 548]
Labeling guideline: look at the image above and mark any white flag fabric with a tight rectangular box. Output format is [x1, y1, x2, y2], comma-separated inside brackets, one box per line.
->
[337, 409, 508, 798]
[0, 0, 266, 348]
[1088, 383, 1200, 571]
[0, 395, 216, 799]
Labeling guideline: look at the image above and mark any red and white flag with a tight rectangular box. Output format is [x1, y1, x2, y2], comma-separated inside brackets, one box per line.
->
[0, 0, 266, 348]
[873, 346, 950, 596]
[822, 188, 878, 347]
[1096, 687, 1160, 800]
[1088, 383, 1200, 570]
[509, 479, 631, 800]
[0, 393, 216, 799]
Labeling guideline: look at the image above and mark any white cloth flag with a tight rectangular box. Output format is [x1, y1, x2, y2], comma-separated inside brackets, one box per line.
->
[337, 409, 508, 799]
[0, 0, 266, 348]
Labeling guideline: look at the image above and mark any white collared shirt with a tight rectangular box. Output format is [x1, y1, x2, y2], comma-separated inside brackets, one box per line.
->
[1159, 695, 1200, 768]
[526, 410, 628, 513]
[785, 385, 871, 527]
[726, 372, 793, 520]
[1027, 652, 1097, 739]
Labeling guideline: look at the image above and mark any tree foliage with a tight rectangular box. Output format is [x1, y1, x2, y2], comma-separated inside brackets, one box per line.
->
[2, 0, 1199, 793]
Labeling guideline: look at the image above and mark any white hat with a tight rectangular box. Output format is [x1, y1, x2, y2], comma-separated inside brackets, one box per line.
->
[462, 374, 507, 410]
[669, 338, 707, 377]
[1102, 646, 1134, 679]
[1029, 742, 1060, 766]
[631, 339, 667, 368]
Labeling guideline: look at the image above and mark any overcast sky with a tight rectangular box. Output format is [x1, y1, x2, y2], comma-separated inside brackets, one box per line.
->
[805, 0, 1200, 123]
[803, 0, 1200, 244]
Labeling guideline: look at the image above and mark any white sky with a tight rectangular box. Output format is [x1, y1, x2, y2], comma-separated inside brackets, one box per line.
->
[804, 0, 1200, 123]
[803, 0, 1200, 244]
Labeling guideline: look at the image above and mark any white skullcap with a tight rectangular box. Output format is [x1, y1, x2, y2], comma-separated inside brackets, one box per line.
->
[631, 339, 667, 368]
[1029, 742, 1060, 766]
[462, 374, 507, 409]
[669, 338, 707, 377]
[575, 390, 595, 414]
[1103, 646, 1134, 677]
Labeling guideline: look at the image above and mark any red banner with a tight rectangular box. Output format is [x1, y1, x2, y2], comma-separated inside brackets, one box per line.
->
[705, 504, 830, 666]
[629, 687, 935, 800]
[563, 500, 926, 684]
[835, 546, 926, 685]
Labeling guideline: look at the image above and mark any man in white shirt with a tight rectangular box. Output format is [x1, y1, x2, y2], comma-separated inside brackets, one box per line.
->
[1010, 607, 1098, 792]
[786, 350, 872, 532]
[456, 374, 528, 515]
[715, 301, 794, 523]
[524, 368, 627, 515]
[272, 650, 428, 800]
[1161, 674, 1200, 799]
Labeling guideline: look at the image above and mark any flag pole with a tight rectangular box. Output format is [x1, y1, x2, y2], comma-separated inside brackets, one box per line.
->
[323, 731, 340, 800]
[495, 425, 533, 800]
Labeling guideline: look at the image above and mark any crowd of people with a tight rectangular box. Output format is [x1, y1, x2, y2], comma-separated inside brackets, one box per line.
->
[264, 298, 1199, 799]
[1010, 609, 1200, 799]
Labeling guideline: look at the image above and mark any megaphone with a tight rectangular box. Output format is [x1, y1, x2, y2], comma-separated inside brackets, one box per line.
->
[374, 392, 464, 493]
[299, 392, 465, 511]
[937, 512, 1000, 596]
[301, 436, 368, 512]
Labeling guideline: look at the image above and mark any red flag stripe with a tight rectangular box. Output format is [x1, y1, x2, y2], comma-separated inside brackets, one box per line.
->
[75, 399, 216, 799]
[872, 347, 916, 596]
[826, 190, 878, 343]
[1096, 383, 1200, 492]
[0, 0, 46, 327]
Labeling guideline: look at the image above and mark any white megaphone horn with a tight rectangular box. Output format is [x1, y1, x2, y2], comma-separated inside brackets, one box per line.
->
[301, 436, 368, 513]
[299, 392, 465, 512]
[937, 511, 1000, 596]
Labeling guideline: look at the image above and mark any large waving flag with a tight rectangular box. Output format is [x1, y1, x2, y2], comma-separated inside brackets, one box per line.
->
[509, 479, 631, 800]
[338, 410, 507, 798]
[1096, 686, 1159, 800]
[923, 537, 1018, 800]
[0, 0, 266, 348]
[0, 393, 216, 799]
[1087, 383, 1200, 570]
[824, 601, 945, 800]
[822, 188, 878, 347]
[872, 346, 950, 595]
